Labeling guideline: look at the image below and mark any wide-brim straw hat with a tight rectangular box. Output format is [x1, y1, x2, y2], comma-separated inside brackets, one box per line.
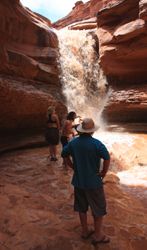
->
[77, 118, 99, 133]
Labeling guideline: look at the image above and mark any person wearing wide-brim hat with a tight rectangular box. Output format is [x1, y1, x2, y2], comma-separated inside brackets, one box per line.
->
[61, 118, 110, 245]
[76, 117, 99, 134]
[45, 106, 60, 161]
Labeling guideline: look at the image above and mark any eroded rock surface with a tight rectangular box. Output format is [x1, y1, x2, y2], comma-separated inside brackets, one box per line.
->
[102, 84, 147, 123]
[0, 76, 65, 132]
[97, 0, 147, 84]
[0, 0, 66, 132]
[0, 0, 58, 82]
[97, 0, 147, 122]
[53, 0, 118, 30]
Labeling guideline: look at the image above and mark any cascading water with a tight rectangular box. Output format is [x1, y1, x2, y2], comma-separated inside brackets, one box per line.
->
[57, 29, 109, 124]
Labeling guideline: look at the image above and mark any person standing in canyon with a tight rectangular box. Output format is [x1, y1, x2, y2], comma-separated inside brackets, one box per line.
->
[45, 106, 60, 161]
[60, 111, 78, 167]
[61, 118, 110, 245]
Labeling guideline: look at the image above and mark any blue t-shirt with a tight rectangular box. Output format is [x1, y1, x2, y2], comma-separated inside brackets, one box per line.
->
[61, 134, 110, 189]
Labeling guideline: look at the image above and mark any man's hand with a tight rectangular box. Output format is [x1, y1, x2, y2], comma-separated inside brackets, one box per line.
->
[99, 170, 107, 179]
[64, 157, 74, 169]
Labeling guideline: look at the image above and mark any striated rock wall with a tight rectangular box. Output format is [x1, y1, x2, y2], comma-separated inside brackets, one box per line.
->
[103, 84, 147, 123]
[0, 76, 65, 133]
[97, 0, 147, 122]
[97, 0, 147, 84]
[53, 0, 119, 29]
[0, 0, 66, 133]
[53, 0, 104, 29]
[0, 0, 58, 82]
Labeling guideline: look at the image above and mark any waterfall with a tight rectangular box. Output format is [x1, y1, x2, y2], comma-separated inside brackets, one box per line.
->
[57, 29, 109, 124]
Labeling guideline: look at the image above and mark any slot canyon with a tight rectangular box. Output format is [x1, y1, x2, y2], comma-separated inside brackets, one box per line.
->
[0, 1, 147, 250]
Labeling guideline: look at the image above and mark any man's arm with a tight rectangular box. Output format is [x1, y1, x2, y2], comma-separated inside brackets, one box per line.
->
[100, 159, 110, 179]
[64, 156, 74, 169]
[98, 142, 110, 179]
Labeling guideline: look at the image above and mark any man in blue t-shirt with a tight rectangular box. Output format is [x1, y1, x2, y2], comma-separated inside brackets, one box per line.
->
[61, 118, 110, 245]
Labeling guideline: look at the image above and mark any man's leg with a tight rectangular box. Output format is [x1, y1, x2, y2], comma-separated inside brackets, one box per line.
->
[79, 212, 88, 236]
[79, 212, 94, 239]
[92, 215, 110, 244]
[93, 215, 103, 239]
[87, 188, 110, 244]
[74, 188, 93, 238]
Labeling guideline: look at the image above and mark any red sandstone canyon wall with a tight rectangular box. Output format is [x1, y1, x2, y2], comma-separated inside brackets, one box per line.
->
[53, 0, 114, 29]
[97, 0, 147, 122]
[0, 0, 66, 133]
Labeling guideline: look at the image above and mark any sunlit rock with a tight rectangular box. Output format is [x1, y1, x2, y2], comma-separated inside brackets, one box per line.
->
[96, 0, 147, 123]
[139, 0, 147, 20]
[97, 0, 147, 84]
[68, 17, 97, 30]
[104, 172, 120, 184]
[113, 19, 145, 42]
[0, 0, 58, 81]
[0, 0, 65, 132]
[53, 0, 105, 29]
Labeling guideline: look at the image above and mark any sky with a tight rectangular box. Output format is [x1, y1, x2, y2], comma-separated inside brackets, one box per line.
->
[20, 0, 89, 22]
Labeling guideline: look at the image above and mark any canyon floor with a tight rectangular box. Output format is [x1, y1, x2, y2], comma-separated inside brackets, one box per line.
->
[0, 130, 147, 250]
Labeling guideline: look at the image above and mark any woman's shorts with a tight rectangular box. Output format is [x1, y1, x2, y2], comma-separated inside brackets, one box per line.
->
[45, 128, 59, 145]
[74, 186, 107, 217]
